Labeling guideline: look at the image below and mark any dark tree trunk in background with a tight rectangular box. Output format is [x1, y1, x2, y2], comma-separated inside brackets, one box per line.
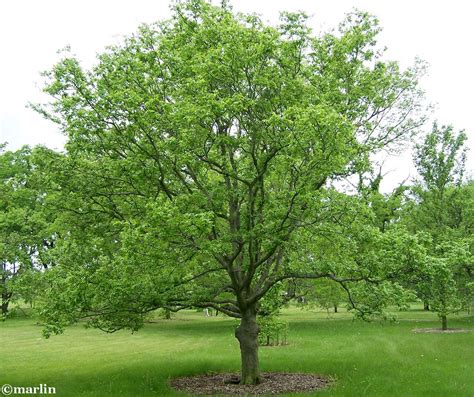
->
[423, 302, 430, 311]
[441, 314, 448, 330]
[1, 292, 11, 315]
[235, 307, 260, 385]
[334, 305, 338, 313]
[1, 302, 8, 315]
[1, 269, 10, 316]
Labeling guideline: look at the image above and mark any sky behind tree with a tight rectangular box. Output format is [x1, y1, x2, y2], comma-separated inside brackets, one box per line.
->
[1, 0, 472, 191]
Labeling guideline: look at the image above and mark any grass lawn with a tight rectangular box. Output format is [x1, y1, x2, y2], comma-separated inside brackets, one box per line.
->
[1, 305, 473, 396]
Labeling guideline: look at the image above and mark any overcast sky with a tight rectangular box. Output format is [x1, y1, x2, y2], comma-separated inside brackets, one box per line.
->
[1, 0, 472, 190]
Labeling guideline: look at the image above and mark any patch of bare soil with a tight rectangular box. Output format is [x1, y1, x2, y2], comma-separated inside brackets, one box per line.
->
[412, 328, 471, 334]
[170, 372, 332, 396]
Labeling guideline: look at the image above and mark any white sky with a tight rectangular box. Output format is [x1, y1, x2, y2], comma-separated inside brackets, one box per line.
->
[1, 0, 473, 191]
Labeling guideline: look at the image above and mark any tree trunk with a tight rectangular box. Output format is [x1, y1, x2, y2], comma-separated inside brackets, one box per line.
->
[1, 264, 9, 316]
[441, 314, 448, 330]
[423, 302, 430, 311]
[235, 308, 260, 385]
[1, 292, 10, 316]
[334, 305, 338, 313]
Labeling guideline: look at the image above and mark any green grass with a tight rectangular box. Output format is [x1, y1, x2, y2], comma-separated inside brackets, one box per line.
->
[1, 306, 473, 396]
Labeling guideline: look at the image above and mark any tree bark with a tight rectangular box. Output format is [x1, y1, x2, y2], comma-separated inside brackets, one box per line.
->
[1, 292, 10, 316]
[1, 263, 9, 316]
[334, 305, 338, 313]
[441, 314, 448, 331]
[235, 307, 260, 385]
[423, 302, 430, 311]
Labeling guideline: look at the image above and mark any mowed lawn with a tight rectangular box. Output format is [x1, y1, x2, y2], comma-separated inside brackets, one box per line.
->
[1, 306, 473, 396]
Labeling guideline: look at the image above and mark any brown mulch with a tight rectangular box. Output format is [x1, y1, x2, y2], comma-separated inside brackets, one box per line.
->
[412, 327, 471, 334]
[170, 372, 333, 396]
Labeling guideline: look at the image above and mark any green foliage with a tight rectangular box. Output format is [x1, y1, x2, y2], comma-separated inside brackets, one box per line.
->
[357, 167, 409, 232]
[314, 279, 345, 313]
[414, 123, 467, 193]
[403, 122, 473, 328]
[257, 283, 287, 317]
[32, 1, 425, 355]
[424, 257, 463, 318]
[298, 278, 345, 313]
[257, 315, 288, 346]
[156, 308, 173, 320]
[0, 146, 58, 316]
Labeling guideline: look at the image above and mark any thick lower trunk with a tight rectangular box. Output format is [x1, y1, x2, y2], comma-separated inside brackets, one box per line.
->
[1, 293, 9, 316]
[1, 269, 9, 315]
[423, 302, 430, 311]
[334, 305, 338, 313]
[235, 308, 260, 385]
[441, 314, 448, 330]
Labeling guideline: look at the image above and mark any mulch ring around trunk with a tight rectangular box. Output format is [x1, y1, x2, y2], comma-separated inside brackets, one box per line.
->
[170, 372, 333, 395]
[412, 328, 472, 334]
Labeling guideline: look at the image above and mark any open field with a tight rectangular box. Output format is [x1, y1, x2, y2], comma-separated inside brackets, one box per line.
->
[1, 305, 473, 396]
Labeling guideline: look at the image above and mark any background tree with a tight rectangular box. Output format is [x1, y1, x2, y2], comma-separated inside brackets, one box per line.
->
[357, 166, 408, 233]
[34, 0, 425, 384]
[405, 123, 473, 329]
[0, 145, 56, 317]
[300, 278, 345, 314]
[410, 123, 467, 236]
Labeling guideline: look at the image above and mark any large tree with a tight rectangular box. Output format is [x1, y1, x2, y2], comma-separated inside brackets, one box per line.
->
[34, 1, 425, 384]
